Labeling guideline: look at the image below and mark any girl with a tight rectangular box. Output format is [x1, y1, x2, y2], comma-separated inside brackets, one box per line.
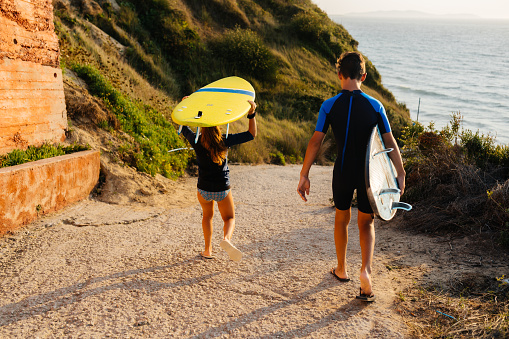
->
[181, 100, 257, 261]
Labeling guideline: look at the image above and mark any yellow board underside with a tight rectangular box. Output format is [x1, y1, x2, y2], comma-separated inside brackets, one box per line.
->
[171, 77, 255, 127]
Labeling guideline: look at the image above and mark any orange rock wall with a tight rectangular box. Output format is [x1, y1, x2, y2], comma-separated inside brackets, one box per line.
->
[0, 0, 60, 66]
[0, 0, 66, 154]
[0, 150, 100, 235]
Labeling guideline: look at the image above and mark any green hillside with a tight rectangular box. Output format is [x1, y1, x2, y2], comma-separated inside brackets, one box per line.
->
[54, 0, 410, 176]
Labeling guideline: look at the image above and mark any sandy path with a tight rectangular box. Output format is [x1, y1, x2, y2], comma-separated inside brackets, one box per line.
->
[0, 165, 409, 338]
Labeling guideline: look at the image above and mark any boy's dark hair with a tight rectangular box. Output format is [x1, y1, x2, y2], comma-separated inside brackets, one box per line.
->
[336, 52, 366, 80]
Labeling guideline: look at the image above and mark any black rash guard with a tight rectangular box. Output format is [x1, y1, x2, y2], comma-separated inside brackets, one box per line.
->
[315, 89, 391, 213]
[182, 126, 253, 192]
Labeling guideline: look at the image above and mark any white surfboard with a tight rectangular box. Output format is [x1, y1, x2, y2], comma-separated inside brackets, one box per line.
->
[365, 126, 412, 221]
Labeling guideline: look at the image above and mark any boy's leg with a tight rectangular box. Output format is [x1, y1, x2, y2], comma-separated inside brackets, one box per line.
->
[333, 208, 351, 279]
[217, 191, 235, 240]
[357, 210, 375, 295]
[197, 191, 214, 257]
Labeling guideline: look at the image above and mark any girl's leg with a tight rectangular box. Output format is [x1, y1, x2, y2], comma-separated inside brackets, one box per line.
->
[216, 191, 235, 240]
[197, 191, 214, 257]
[217, 191, 242, 261]
[333, 208, 351, 280]
[357, 210, 375, 295]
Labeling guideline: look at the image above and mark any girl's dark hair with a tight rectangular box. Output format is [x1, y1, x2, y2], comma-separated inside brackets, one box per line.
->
[200, 126, 227, 165]
[336, 51, 366, 80]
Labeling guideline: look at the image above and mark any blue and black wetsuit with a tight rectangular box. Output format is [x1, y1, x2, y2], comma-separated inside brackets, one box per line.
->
[182, 126, 253, 192]
[315, 89, 391, 213]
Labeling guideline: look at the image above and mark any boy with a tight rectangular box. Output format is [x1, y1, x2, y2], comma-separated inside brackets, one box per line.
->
[297, 51, 406, 302]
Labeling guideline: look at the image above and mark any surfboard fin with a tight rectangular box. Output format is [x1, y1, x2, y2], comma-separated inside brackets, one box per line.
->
[195, 127, 200, 143]
[379, 188, 401, 195]
[373, 148, 394, 157]
[391, 202, 412, 211]
[226, 123, 229, 139]
[178, 125, 183, 135]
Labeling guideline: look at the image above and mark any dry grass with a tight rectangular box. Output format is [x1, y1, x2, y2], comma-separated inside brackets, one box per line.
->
[57, 16, 179, 116]
[396, 276, 509, 338]
[227, 115, 314, 164]
[399, 116, 509, 238]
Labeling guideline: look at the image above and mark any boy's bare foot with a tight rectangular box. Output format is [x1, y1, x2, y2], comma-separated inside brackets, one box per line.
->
[356, 287, 376, 302]
[359, 270, 373, 296]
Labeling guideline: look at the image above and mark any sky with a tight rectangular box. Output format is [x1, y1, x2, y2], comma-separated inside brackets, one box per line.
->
[311, 0, 509, 19]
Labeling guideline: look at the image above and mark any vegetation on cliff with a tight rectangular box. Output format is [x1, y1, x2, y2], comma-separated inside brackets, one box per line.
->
[53, 0, 410, 176]
[399, 112, 509, 247]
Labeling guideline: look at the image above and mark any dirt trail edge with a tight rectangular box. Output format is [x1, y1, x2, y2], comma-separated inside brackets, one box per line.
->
[1, 165, 414, 338]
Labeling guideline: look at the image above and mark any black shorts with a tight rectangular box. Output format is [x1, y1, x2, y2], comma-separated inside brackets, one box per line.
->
[332, 165, 373, 214]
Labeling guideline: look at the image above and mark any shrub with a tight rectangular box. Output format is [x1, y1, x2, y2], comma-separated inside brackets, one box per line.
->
[461, 130, 509, 169]
[71, 63, 190, 177]
[398, 113, 509, 241]
[210, 27, 278, 82]
[363, 59, 395, 101]
[120, 0, 200, 59]
[288, 8, 357, 62]
[269, 151, 286, 165]
[290, 11, 327, 42]
[183, 0, 250, 28]
[0, 143, 90, 168]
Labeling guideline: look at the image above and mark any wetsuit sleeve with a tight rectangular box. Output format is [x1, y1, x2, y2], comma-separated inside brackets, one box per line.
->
[181, 126, 196, 146]
[315, 95, 341, 133]
[315, 104, 330, 133]
[377, 105, 392, 134]
[224, 131, 254, 147]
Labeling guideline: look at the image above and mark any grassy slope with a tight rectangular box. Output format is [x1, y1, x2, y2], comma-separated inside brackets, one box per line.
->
[55, 0, 410, 172]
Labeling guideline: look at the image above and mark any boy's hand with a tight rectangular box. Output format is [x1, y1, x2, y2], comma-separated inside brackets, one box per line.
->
[397, 174, 406, 195]
[297, 176, 310, 202]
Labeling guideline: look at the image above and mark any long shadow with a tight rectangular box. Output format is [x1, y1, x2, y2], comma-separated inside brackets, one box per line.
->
[235, 223, 338, 297]
[0, 257, 219, 327]
[190, 277, 369, 339]
[258, 300, 370, 338]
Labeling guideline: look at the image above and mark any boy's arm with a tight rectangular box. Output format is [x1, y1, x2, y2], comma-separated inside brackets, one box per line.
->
[381, 132, 406, 195]
[298, 131, 326, 202]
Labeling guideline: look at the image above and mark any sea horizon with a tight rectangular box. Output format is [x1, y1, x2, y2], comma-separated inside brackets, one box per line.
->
[333, 16, 509, 145]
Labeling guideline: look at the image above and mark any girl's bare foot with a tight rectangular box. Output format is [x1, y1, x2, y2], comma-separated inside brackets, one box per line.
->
[200, 250, 214, 259]
[220, 239, 242, 261]
[330, 267, 350, 282]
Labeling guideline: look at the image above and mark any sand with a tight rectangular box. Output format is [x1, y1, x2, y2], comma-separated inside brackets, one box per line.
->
[2, 164, 505, 337]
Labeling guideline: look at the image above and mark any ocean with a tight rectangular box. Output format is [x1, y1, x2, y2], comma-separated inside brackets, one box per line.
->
[332, 16, 509, 145]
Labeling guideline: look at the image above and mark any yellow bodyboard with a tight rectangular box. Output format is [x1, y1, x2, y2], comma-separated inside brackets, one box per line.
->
[171, 76, 255, 127]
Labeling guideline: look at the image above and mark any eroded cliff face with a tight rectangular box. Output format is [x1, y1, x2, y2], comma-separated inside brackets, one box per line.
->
[0, 0, 59, 66]
[0, 0, 66, 154]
